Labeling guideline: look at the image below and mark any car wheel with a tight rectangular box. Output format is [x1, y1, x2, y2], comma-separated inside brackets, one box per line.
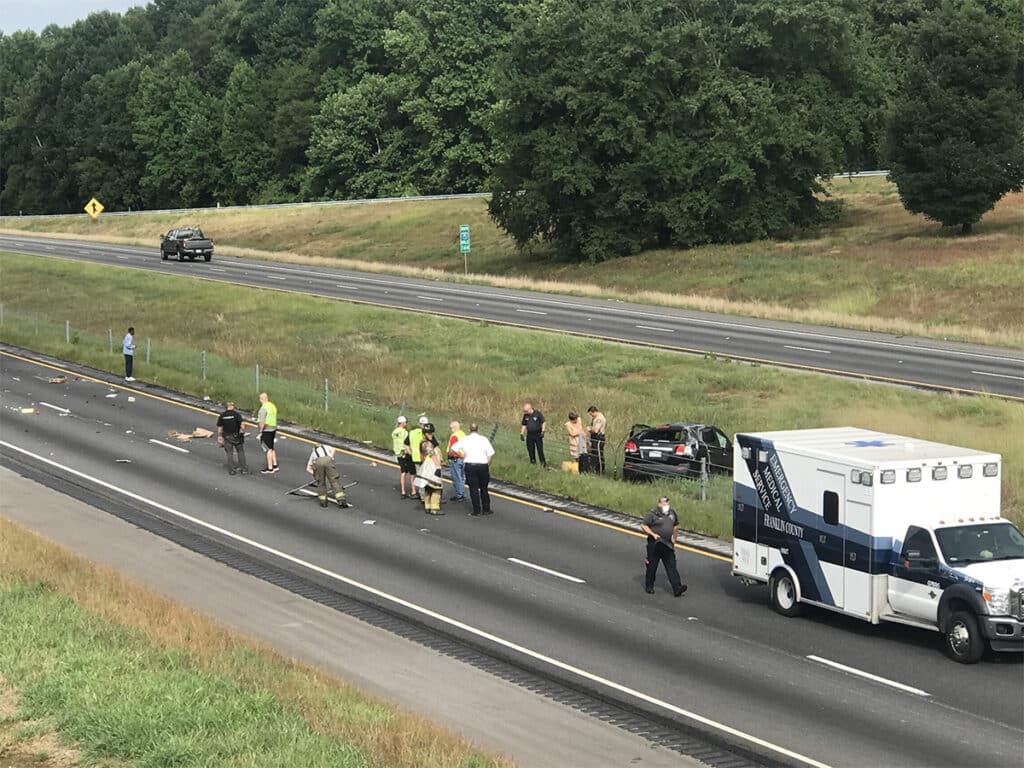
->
[177, 250, 184, 262]
[944, 610, 985, 664]
[161, 250, 168, 261]
[204, 253, 211, 262]
[189, 254, 196, 261]
[769, 570, 801, 617]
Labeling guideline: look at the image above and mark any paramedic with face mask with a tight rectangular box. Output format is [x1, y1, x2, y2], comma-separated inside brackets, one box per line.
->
[640, 496, 687, 596]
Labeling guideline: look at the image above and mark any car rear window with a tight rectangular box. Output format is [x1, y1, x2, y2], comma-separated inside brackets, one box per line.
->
[643, 429, 684, 442]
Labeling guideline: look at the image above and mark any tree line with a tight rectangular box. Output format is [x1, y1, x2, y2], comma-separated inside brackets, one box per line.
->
[1, 0, 1020, 258]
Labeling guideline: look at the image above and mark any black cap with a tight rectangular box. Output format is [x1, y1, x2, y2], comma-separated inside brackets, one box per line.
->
[424, 422, 435, 433]
[659, 496, 670, 503]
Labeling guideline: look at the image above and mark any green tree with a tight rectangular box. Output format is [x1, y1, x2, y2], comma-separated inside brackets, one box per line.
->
[72, 64, 146, 211]
[219, 60, 272, 203]
[489, 0, 873, 261]
[886, 0, 1024, 233]
[131, 50, 222, 208]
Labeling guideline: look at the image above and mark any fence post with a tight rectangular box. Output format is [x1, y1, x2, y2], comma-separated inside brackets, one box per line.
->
[201, 351, 206, 381]
[700, 457, 708, 502]
[146, 337, 151, 364]
[108, 329, 113, 354]
[323, 378, 329, 412]
[66, 320, 70, 344]
[255, 364, 260, 393]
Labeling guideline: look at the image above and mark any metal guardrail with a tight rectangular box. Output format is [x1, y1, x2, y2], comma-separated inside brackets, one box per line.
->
[0, 172, 888, 219]
[0, 191, 492, 220]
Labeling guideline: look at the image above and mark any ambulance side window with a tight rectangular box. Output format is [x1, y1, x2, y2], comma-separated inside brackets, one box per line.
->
[901, 527, 937, 561]
[823, 491, 839, 525]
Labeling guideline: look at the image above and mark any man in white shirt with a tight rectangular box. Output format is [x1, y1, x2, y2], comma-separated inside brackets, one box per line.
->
[451, 423, 495, 517]
[306, 443, 350, 509]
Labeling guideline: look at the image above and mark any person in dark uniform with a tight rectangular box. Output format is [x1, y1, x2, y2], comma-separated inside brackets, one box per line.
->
[216, 401, 248, 475]
[641, 496, 687, 596]
[519, 402, 547, 467]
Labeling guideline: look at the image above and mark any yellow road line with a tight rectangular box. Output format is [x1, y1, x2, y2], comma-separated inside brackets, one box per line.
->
[2, 349, 733, 563]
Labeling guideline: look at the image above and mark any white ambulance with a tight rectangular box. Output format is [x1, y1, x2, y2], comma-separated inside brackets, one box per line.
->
[732, 427, 1024, 663]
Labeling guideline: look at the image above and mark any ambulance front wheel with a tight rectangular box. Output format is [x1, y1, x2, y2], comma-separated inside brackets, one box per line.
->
[769, 570, 801, 617]
[944, 610, 984, 664]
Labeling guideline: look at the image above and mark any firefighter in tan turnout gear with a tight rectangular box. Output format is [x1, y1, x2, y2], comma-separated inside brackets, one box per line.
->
[306, 443, 350, 508]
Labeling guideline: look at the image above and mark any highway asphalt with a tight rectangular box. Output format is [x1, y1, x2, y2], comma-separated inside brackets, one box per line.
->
[1, 350, 1021, 768]
[0, 234, 1021, 400]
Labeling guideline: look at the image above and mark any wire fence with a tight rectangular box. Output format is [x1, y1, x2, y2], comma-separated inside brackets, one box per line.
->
[0, 304, 729, 501]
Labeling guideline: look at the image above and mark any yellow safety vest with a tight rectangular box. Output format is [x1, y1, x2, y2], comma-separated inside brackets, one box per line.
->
[408, 428, 425, 462]
[392, 426, 408, 456]
[261, 400, 278, 428]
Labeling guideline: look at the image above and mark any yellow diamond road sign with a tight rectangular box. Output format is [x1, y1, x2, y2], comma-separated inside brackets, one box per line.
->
[84, 197, 104, 219]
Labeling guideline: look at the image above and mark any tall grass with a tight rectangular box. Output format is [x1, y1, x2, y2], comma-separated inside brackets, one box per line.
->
[1, 177, 1021, 345]
[0, 520, 508, 768]
[2, 252, 1021, 536]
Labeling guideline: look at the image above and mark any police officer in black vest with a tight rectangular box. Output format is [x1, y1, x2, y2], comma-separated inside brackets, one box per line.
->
[641, 496, 687, 596]
[519, 402, 547, 467]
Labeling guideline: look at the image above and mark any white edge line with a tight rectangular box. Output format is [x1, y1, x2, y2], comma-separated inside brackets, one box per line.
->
[806, 655, 929, 697]
[148, 438, 190, 454]
[783, 345, 832, 355]
[38, 402, 70, 414]
[507, 557, 586, 584]
[0, 438, 830, 768]
[971, 370, 1024, 382]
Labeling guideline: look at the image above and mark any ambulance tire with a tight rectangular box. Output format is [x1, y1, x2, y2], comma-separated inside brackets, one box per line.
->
[944, 610, 984, 664]
[769, 570, 801, 617]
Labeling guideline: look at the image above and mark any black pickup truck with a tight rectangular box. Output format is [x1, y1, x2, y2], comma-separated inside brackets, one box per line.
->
[160, 227, 214, 262]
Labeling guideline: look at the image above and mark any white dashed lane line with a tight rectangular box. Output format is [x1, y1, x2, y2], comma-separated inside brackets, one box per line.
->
[971, 370, 1024, 381]
[507, 557, 586, 584]
[516, 309, 548, 316]
[148, 438, 189, 454]
[417, 295, 444, 302]
[806, 655, 929, 697]
[335, 284, 360, 290]
[635, 324, 674, 333]
[784, 345, 832, 355]
[38, 402, 70, 414]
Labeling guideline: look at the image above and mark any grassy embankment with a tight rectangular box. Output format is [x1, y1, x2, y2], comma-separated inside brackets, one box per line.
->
[2, 252, 1021, 535]
[0, 520, 507, 768]
[1, 177, 1022, 346]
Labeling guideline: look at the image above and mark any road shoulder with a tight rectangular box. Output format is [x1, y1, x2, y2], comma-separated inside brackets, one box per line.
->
[0, 466, 697, 768]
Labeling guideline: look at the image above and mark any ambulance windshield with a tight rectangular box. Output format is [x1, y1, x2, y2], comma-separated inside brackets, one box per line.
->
[935, 522, 1024, 565]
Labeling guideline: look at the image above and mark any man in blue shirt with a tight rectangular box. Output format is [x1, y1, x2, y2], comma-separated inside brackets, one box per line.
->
[122, 327, 136, 381]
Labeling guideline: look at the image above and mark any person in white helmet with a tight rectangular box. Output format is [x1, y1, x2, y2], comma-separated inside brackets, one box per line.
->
[404, 416, 430, 500]
[392, 415, 414, 499]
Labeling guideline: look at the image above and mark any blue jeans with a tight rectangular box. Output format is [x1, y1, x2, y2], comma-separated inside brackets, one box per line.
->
[448, 457, 466, 498]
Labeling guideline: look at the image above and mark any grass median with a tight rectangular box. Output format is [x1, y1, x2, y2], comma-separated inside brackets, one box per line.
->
[0, 519, 507, 768]
[1, 251, 1021, 534]
[2, 178, 1021, 346]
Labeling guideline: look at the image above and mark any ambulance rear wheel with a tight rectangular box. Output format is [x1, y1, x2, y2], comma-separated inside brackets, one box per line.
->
[944, 610, 984, 664]
[769, 571, 800, 617]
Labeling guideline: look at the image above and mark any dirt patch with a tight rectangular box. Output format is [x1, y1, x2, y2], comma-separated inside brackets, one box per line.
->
[617, 371, 659, 382]
[0, 677, 86, 768]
